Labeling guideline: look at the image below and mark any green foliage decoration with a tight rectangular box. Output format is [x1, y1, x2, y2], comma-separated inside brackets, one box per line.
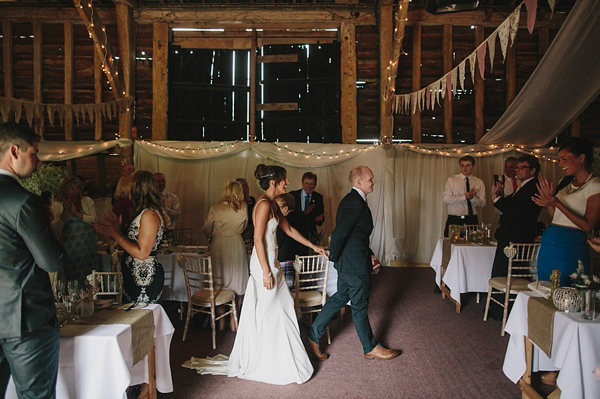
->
[20, 163, 68, 196]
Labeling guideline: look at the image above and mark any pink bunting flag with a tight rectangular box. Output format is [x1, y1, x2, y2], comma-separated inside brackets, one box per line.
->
[476, 41, 487, 80]
[524, 0, 537, 34]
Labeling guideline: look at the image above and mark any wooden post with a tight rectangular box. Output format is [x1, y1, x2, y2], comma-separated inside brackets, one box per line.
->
[570, 115, 581, 137]
[379, 4, 393, 144]
[340, 21, 357, 144]
[3, 22, 13, 113]
[538, 27, 549, 57]
[152, 21, 169, 141]
[474, 26, 484, 142]
[249, 30, 256, 142]
[94, 47, 103, 140]
[116, 2, 134, 163]
[411, 24, 421, 143]
[64, 22, 74, 141]
[443, 24, 452, 144]
[33, 21, 44, 139]
[506, 40, 516, 108]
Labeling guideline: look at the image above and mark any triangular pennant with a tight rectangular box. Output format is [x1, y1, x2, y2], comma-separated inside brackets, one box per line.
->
[509, 6, 521, 45]
[487, 31, 498, 71]
[451, 69, 457, 98]
[498, 19, 511, 62]
[458, 60, 466, 91]
[425, 86, 431, 110]
[441, 77, 447, 100]
[405, 94, 410, 114]
[23, 101, 35, 127]
[412, 92, 417, 115]
[476, 41, 487, 80]
[420, 89, 426, 112]
[547, 0, 555, 13]
[87, 104, 95, 124]
[13, 100, 23, 123]
[57, 105, 65, 126]
[35, 104, 44, 125]
[524, 0, 537, 35]
[47, 104, 56, 126]
[446, 73, 452, 100]
[0, 98, 11, 123]
[468, 52, 477, 85]
[433, 79, 441, 108]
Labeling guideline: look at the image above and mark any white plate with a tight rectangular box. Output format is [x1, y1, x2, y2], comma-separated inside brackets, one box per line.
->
[119, 302, 148, 310]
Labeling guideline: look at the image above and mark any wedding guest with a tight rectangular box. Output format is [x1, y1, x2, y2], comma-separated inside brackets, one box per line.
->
[51, 175, 99, 283]
[237, 177, 256, 241]
[0, 122, 65, 399]
[494, 157, 519, 216]
[290, 172, 325, 244]
[202, 180, 248, 331]
[112, 176, 133, 224]
[443, 155, 486, 237]
[94, 170, 169, 304]
[275, 193, 299, 291]
[533, 138, 600, 286]
[155, 172, 180, 229]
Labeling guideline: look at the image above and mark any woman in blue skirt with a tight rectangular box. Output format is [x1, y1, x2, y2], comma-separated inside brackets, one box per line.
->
[534, 138, 600, 286]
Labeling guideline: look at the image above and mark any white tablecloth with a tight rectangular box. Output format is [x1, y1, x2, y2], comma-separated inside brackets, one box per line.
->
[430, 238, 497, 305]
[503, 291, 600, 399]
[6, 304, 174, 399]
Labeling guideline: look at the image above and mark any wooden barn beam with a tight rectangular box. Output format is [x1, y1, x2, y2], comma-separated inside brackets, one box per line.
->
[73, 0, 124, 100]
[3, 22, 13, 102]
[379, 4, 393, 145]
[116, 2, 135, 163]
[33, 21, 44, 139]
[411, 24, 421, 143]
[94, 49, 103, 140]
[340, 21, 357, 144]
[64, 22, 74, 141]
[257, 54, 298, 63]
[443, 24, 452, 144]
[249, 30, 256, 142]
[152, 21, 169, 141]
[538, 26, 549, 56]
[474, 25, 485, 142]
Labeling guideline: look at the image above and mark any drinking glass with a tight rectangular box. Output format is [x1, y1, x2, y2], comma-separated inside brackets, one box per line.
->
[580, 288, 596, 320]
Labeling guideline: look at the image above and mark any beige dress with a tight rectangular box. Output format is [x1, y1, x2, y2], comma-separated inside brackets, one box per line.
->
[202, 203, 249, 295]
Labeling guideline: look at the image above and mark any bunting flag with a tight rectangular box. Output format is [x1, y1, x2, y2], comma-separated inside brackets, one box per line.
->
[509, 5, 522, 45]
[86, 105, 95, 125]
[14, 101, 23, 124]
[476, 42, 487, 80]
[420, 88, 426, 111]
[547, 0, 555, 12]
[0, 98, 11, 123]
[498, 18, 511, 62]
[47, 105, 56, 126]
[524, 0, 538, 34]
[57, 105, 65, 126]
[451, 69, 458, 98]
[433, 79, 441, 109]
[445, 73, 452, 100]
[23, 102, 35, 126]
[412, 92, 417, 114]
[426, 86, 431, 110]
[458, 60, 466, 90]
[468, 52, 477, 85]
[487, 31, 498, 71]
[441, 77, 447, 100]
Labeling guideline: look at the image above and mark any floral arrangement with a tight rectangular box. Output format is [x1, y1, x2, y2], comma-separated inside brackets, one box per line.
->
[20, 163, 68, 196]
[570, 260, 600, 287]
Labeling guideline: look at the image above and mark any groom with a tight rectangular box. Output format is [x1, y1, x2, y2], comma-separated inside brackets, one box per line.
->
[306, 166, 400, 360]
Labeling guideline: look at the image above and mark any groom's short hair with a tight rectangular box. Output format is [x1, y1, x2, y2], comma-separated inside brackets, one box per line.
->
[349, 166, 369, 186]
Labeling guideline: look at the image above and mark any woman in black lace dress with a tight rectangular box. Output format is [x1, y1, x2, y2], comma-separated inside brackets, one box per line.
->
[94, 170, 170, 304]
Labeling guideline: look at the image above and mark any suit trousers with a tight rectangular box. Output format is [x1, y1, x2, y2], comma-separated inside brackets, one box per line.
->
[309, 272, 377, 354]
[0, 324, 60, 399]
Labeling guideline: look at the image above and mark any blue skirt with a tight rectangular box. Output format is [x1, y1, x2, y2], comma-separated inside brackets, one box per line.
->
[537, 225, 589, 286]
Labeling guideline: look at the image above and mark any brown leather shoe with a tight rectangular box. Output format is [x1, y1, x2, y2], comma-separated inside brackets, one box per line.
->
[305, 337, 329, 360]
[364, 345, 400, 360]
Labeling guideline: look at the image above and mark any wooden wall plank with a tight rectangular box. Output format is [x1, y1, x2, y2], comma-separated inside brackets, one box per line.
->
[411, 24, 421, 143]
[340, 21, 357, 144]
[474, 25, 484, 142]
[257, 54, 298, 63]
[152, 21, 168, 140]
[443, 24, 452, 144]
[256, 103, 298, 111]
[3, 22, 13, 100]
[64, 22, 73, 141]
[379, 4, 393, 143]
[33, 21, 43, 138]
[94, 47, 103, 140]
[116, 3, 134, 162]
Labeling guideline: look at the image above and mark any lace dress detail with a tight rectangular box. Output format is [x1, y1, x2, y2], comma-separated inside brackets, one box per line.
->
[122, 208, 165, 304]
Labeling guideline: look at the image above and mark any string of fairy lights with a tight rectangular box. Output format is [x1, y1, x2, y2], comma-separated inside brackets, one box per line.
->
[272, 143, 376, 159]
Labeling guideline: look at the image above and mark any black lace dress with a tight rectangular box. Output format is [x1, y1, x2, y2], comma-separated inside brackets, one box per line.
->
[122, 208, 165, 304]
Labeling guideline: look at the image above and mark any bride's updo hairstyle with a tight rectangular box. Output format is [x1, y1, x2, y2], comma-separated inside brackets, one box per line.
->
[254, 164, 287, 191]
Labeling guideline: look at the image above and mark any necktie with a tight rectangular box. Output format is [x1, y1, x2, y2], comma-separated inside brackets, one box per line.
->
[512, 178, 518, 192]
[305, 194, 310, 211]
[466, 177, 474, 216]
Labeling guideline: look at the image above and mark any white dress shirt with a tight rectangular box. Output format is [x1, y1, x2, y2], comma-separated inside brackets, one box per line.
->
[300, 188, 311, 212]
[160, 190, 180, 229]
[443, 173, 486, 216]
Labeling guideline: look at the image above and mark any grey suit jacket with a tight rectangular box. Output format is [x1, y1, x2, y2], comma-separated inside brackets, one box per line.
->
[329, 189, 374, 276]
[0, 174, 66, 338]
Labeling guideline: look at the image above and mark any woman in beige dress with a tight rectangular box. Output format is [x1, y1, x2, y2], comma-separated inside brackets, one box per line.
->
[203, 180, 248, 330]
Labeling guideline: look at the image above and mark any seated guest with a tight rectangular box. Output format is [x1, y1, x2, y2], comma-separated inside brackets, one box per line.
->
[443, 155, 486, 237]
[533, 138, 600, 286]
[94, 170, 169, 305]
[51, 175, 98, 283]
[112, 176, 133, 224]
[202, 180, 248, 331]
[275, 193, 299, 291]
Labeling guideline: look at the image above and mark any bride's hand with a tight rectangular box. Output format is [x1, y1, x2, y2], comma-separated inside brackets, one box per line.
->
[313, 246, 329, 259]
[263, 272, 274, 290]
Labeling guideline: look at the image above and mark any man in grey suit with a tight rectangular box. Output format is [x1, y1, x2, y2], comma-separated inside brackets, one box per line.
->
[0, 122, 65, 398]
[306, 166, 399, 361]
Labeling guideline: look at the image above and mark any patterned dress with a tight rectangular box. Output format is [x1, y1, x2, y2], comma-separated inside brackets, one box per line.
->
[122, 208, 165, 304]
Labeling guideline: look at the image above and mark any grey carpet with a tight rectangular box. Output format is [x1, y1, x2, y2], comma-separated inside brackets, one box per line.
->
[158, 267, 521, 399]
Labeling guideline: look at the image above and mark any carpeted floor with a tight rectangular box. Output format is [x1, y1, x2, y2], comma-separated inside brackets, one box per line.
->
[158, 267, 522, 399]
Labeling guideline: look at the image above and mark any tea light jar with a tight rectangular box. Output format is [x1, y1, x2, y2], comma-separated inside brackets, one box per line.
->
[449, 224, 462, 243]
[553, 287, 581, 312]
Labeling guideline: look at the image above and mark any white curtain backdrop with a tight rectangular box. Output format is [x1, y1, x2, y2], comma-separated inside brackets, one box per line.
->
[134, 141, 563, 265]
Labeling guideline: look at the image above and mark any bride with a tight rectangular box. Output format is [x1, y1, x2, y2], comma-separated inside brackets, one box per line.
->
[184, 164, 328, 385]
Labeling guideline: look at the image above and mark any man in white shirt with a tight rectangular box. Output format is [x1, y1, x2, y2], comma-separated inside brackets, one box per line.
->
[154, 173, 180, 229]
[443, 155, 486, 237]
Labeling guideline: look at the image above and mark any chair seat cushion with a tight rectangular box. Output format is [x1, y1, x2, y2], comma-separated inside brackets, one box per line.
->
[489, 277, 532, 292]
[192, 288, 235, 306]
[298, 290, 324, 307]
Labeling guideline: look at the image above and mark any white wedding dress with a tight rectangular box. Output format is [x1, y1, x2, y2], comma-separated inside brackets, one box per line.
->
[184, 202, 314, 385]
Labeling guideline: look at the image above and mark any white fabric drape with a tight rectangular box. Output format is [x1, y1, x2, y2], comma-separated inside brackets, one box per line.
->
[134, 141, 563, 265]
[38, 138, 132, 162]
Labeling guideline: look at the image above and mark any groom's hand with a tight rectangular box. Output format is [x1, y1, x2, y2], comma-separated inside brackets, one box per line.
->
[371, 255, 381, 271]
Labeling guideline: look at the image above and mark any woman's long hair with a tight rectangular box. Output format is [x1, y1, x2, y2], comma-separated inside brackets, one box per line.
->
[220, 180, 245, 212]
[560, 138, 595, 171]
[129, 170, 170, 227]
[56, 175, 83, 202]
[254, 164, 287, 191]
[114, 176, 131, 200]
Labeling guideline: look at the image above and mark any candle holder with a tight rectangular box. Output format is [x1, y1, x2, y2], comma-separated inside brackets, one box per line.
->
[552, 287, 581, 312]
